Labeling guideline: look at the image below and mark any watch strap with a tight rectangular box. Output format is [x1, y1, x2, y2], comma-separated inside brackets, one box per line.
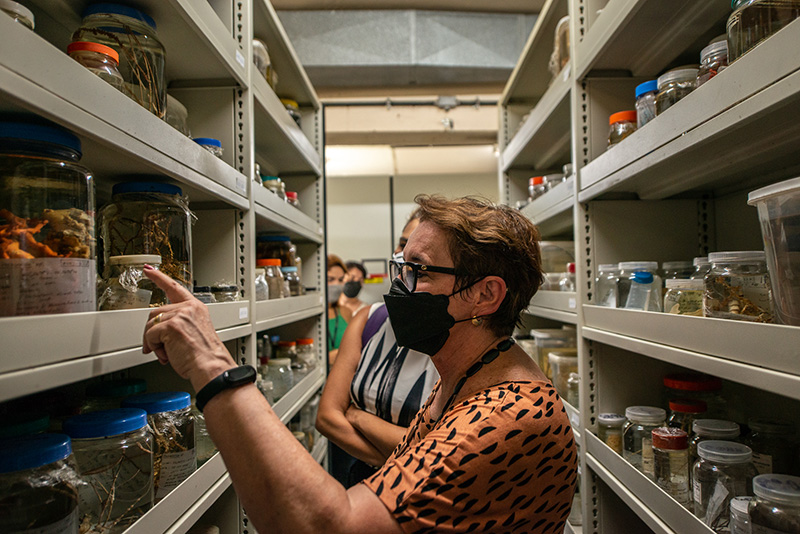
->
[196, 365, 256, 412]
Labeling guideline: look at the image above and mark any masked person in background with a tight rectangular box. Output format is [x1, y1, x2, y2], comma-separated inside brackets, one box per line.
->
[318, 210, 439, 488]
[327, 254, 352, 364]
[338, 261, 369, 316]
[141, 195, 577, 534]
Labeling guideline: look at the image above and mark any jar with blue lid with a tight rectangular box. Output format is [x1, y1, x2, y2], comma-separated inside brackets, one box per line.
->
[72, 3, 166, 117]
[0, 433, 81, 533]
[193, 137, 223, 159]
[0, 119, 96, 317]
[122, 392, 196, 501]
[63, 408, 153, 532]
[98, 181, 194, 290]
[635, 80, 658, 128]
[82, 377, 147, 413]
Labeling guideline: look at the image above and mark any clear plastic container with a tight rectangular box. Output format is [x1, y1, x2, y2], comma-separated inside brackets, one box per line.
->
[99, 182, 194, 290]
[618, 261, 661, 307]
[193, 138, 223, 159]
[596, 263, 621, 307]
[743, 418, 798, 476]
[664, 278, 705, 316]
[692, 420, 743, 472]
[693, 441, 757, 530]
[548, 15, 570, 78]
[530, 328, 577, 379]
[748, 177, 800, 326]
[653, 427, 692, 506]
[299, 395, 319, 449]
[750, 474, 800, 533]
[281, 99, 301, 127]
[257, 258, 285, 299]
[608, 110, 638, 149]
[731, 496, 755, 534]
[599, 413, 626, 455]
[121, 392, 196, 502]
[697, 40, 729, 87]
[624, 271, 662, 311]
[559, 262, 576, 292]
[276, 340, 297, 361]
[635, 80, 658, 128]
[668, 398, 708, 433]
[266, 358, 294, 401]
[704, 251, 773, 323]
[73, 4, 166, 117]
[165, 95, 191, 137]
[281, 266, 303, 296]
[0, 121, 96, 316]
[663, 260, 695, 280]
[529, 176, 546, 201]
[67, 41, 127, 95]
[0, 433, 81, 533]
[1, 0, 34, 29]
[663, 373, 726, 420]
[624, 406, 667, 477]
[655, 68, 699, 116]
[693, 256, 712, 279]
[191, 401, 215, 467]
[540, 241, 575, 274]
[296, 338, 317, 372]
[99, 254, 167, 310]
[548, 351, 578, 400]
[82, 378, 147, 413]
[727, 0, 800, 63]
[252, 38, 269, 79]
[63, 409, 153, 532]
[257, 375, 275, 405]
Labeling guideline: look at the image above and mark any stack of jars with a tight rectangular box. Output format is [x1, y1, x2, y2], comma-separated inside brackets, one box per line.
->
[257, 335, 318, 403]
[256, 235, 304, 297]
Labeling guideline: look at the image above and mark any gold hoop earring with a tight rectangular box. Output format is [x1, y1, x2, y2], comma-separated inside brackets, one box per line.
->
[471, 316, 483, 326]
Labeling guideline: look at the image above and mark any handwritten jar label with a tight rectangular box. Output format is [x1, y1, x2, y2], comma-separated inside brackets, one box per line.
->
[0, 258, 96, 316]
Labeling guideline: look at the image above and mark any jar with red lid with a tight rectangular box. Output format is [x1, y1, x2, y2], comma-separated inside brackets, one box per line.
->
[663, 373, 726, 419]
[653, 427, 691, 506]
[607, 110, 637, 149]
[286, 191, 299, 208]
[668, 398, 708, 433]
[528, 176, 546, 201]
[67, 41, 127, 96]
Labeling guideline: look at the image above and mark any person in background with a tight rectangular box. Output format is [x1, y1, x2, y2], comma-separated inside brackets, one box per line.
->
[318, 210, 439, 488]
[327, 254, 352, 363]
[338, 261, 369, 316]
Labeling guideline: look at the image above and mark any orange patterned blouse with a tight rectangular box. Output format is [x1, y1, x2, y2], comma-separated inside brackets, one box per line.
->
[363, 380, 578, 533]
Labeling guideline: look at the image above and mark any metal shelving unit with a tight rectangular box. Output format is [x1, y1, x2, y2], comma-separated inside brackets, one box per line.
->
[0, 0, 325, 532]
[502, 1, 800, 532]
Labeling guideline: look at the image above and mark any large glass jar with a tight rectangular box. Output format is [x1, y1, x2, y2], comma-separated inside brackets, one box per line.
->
[122, 392, 196, 502]
[281, 266, 303, 296]
[67, 41, 127, 95]
[72, 4, 166, 117]
[258, 258, 285, 299]
[624, 406, 667, 478]
[704, 251, 773, 323]
[664, 278, 705, 316]
[98, 182, 194, 290]
[693, 256, 712, 279]
[750, 474, 800, 533]
[266, 358, 294, 401]
[257, 235, 297, 267]
[617, 261, 661, 308]
[255, 267, 269, 302]
[743, 418, 798, 476]
[548, 351, 578, 400]
[607, 111, 637, 149]
[63, 408, 153, 532]
[1, 0, 35, 29]
[528, 176, 546, 201]
[653, 427, 692, 507]
[99, 254, 167, 310]
[599, 413, 626, 454]
[663, 373, 726, 419]
[697, 40, 729, 87]
[296, 338, 317, 372]
[635, 80, 658, 128]
[693, 441, 758, 531]
[0, 433, 80, 533]
[82, 377, 147, 413]
[668, 398, 708, 433]
[595, 263, 620, 307]
[663, 260, 695, 280]
[692, 420, 742, 475]
[281, 99, 302, 127]
[211, 284, 239, 302]
[0, 121, 96, 316]
[727, 0, 800, 63]
[655, 67, 699, 115]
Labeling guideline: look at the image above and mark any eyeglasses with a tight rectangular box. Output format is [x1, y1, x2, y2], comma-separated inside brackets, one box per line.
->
[389, 259, 460, 292]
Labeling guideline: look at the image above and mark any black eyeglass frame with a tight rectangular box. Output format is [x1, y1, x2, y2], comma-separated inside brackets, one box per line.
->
[389, 259, 462, 292]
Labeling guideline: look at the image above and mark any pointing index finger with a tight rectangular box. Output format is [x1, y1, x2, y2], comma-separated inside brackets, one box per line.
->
[143, 266, 195, 303]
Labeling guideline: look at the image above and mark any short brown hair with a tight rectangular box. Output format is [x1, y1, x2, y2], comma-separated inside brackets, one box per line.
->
[414, 194, 543, 336]
[327, 254, 346, 273]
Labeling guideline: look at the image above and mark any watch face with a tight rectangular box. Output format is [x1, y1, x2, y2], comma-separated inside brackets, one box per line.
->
[226, 365, 256, 384]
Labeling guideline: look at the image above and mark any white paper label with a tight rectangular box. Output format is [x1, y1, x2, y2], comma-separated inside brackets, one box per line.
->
[12, 506, 79, 533]
[751, 452, 773, 475]
[236, 175, 247, 194]
[642, 437, 654, 476]
[0, 258, 95, 315]
[155, 449, 197, 500]
[235, 49, 245, 67]
[239, 306, 248, 319]
[693, 478, 702, 505]
[704, 479, 730, 528]
[568, 297, 576, 309]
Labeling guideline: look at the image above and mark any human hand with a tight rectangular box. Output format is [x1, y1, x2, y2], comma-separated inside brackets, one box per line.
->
[142, 266, 236, 391]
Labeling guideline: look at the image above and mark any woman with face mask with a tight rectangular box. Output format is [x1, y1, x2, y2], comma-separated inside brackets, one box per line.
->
[338, 261, 369, 316]
[140, 195, 577, 534]
[327, 254, 352, 364]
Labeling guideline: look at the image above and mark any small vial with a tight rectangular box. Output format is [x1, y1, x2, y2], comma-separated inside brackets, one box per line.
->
[652, 427, 691, 507]
[598, 413, 626, 455]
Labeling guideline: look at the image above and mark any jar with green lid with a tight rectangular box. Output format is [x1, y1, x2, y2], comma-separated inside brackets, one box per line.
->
[692, 419, 742, 477]
[663, 373, 727, 419]
[665, 278, 705, 315]
[624, 406, 667, 478]
[668, 398, 708, 433]
[705, 251, 773, 322]
[655, 67, 699, 115]
[0, 120, 96, 317]
[743, 418, 798, 476]
[99, 254, 167, 310]
[122, 392, 195, 502]
[98, 181, 194, 290]
[0, 433, 80, 533]
[63, 408, 153, 532]
[82, 377, 147, 413]
[1, 0, 34, 29]
[72, 4, 166, 117]
[727, 0, 800, 63]
[599, 413, 626, 454]
[750, 474, 800, 533]
[693, 441, 758, 530]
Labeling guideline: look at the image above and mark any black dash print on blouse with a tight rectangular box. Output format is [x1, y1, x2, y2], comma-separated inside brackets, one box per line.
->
[411, 497, 434, 508]
[533, 410, 544, 419]
[459, 453, 478, 466]
[510, 469, 528, 482]
[452, 492, 469, 506]
[507, 453, 524, 467]
[435, 515, 451, 527]
[556, 484, 572, 495]
[551, 449, 565, 461]
[519, 496, 537, 510]
[458, 475, 478, 489]
[467, 404, 479, 414]
[516, 473, 534, 486]
[502, 512, 516, 527]
[478, 425, 496, 438]
[391, 472, 403, 489]
[546, 407, 555, 416]
[541, 484, 556, 496]
[526, 443, 542, 457]
[489, 469, 508, 484]
[539, 465, 553, 477]
[511, 494, 526, 508]
[462, 498, 479, 512]
[480, 442, 498, 455]
[533, 396, 544, 407]
[537, 456, 552, 469]
[500, 402, 515, 412]
[414, 458, 425, 474]
[496, 488, 513, 501]
[395, 491, 406, 506]
[473, 501, 491, 515]
[490, 452, 508, 465]
[531, 386, 541, 394]
[375, 481, 384, 495]
[396, 515, 413, 524]
[469, 411, 483, 424]
[541, 425, 551, 437]
[542, 441, 557, 453]
[417, 508, 436, 518]
[420, 481, 439, 493]
[515, 409, 530, 420]
[522, 433, 538, 447]
[505, 429, 522, 441]
[429, 466, 444, 479]
[452, 515, 467, 527]
[466, 522, 480, 532]
[435, 483, 454, 495]
[534, 500, 548, 514]
[532, 518, 547, 530]
[446, 470, 466, 483]
[446, 427, 457, 441]
[487, 481, 504, 495]
[482, 519, 498, 531]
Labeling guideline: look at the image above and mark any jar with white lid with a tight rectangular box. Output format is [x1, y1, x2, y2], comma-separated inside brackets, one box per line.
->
[0, 433, 80, 533]
[704, 251, 773, 322]
[624, 406, 667, 477]
[653, 427, 692, 506]
[693, 441, 757, 530]
[193, 138, 223, 159]
[565, 372, 580, 408]
[99, 254, 167, 310]
[727, 0, 800, 63]
[731, 496, 755, 534]
[67, 41, 127, 95]
[165, 95, 191, 137]
[655, 67, 699, 115]
[122, 392, 196, 502]
[693, 256, 712, 279]
[1, 0, 34, 29]
[663, 260, 694, 280]
[697, 40, 729, 87]
[750, 474, 800, 533]
[63, 408, 153, 532]
[618, 261, 661, 308]
[664, 278, 705, 316]
[607, 111, 637, 149]
[743, 418, 798, 476]
[266, 358, 294, 401]
[635, 80, 658, 128]
[82, 378, 147, 413]
[599, 413, 626, 454]
[691, 420, 742, 473]
[595, 263, 620, 307]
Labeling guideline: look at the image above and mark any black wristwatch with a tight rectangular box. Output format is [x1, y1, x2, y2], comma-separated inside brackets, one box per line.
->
[196, 365, 257, 412]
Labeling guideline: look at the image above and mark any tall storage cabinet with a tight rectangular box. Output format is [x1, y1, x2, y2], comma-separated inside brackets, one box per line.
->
[0, 0, 326, 532]
[500, 1, 800, 533]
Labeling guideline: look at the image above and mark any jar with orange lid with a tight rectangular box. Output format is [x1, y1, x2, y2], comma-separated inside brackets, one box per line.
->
[607, 111, 637, 149]
[296, 338, 317, 372]
[67, 41, 127, 96]
[256, 258, 284, 299]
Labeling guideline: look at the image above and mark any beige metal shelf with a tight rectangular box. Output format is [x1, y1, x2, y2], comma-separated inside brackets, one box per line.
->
[254, 185, 325, 243]
[521, 176, 575, 238]
[526, 290, 578, 324]
[272, 366, 326, 424]
[255, 294, 325, 330]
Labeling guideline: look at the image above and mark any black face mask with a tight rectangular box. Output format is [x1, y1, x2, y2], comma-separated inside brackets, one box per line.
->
[383, 277, 475, 356]
[343, 281, 362, 298]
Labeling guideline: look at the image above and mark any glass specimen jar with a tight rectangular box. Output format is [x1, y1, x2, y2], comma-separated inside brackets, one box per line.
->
[697, 40, 729, 86]
[691, 419, 742, 473]
[0, 413, 50, 438]
[548, 351, 578, 400]
[558, 262, 576, 292]
[191, 401, 215, 467]
[63, 408, 153, 532]
[653, 427, 691, 506]
[743, 418, 798, 475]
[266, 358, 294, 401]
[0, 120, 96, 317]
[281, 266, 303, 296]
[750, 474, 800, 533]
[276, 340, 297, 361]
[98, 181, 194, 290]
[663, 373, 726, 419]
[607, 110, 638, 149]
[693, 256, 712, 279]
[82, 377, 147, 413]
[286, 191, 300, 207]
[67, 41, 127, 95]
[165, 95, 191, 137]
[635, 80, 658, 128]
[668, 398, 708, 433]
[664, 278, 705, 315]
[547, 15, 570, 78]
[261, 175, 281, 194]
[655, 67, 699, 115]
[252, 38, 270, 79]
[296, 338, 317, 372]
[193, 138, 223, 159]
[72, 4, 166, 117]
[596, 263, 621, 307]
[528, 176, 546, 200]
[531, 328, 577, 379]
[122, 392, 196, 502]
[258, 258, 285, 299]
[1, 0, 34, 29]
[731, 496, 755, 534]
[193, 286, 215, 304]
[0, 433, 80, 533]
[255, 267, 269, 302]
[258, 376, 275, 405]
[693, 441, 757, 531]
[565, 372, 580, 408]
[281, 99, 302, 127]
[211, 284, 239, 302]
[99, 254, 167, 310]
[617, 261, 661, 307]
[599, 413, 626, 455]
[704, 251, 773, 323]
[662, 260, 695, 280]
[256, 235, 297, 267]
[727, 0, 800, 63]
[623, 406, 667, 477]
